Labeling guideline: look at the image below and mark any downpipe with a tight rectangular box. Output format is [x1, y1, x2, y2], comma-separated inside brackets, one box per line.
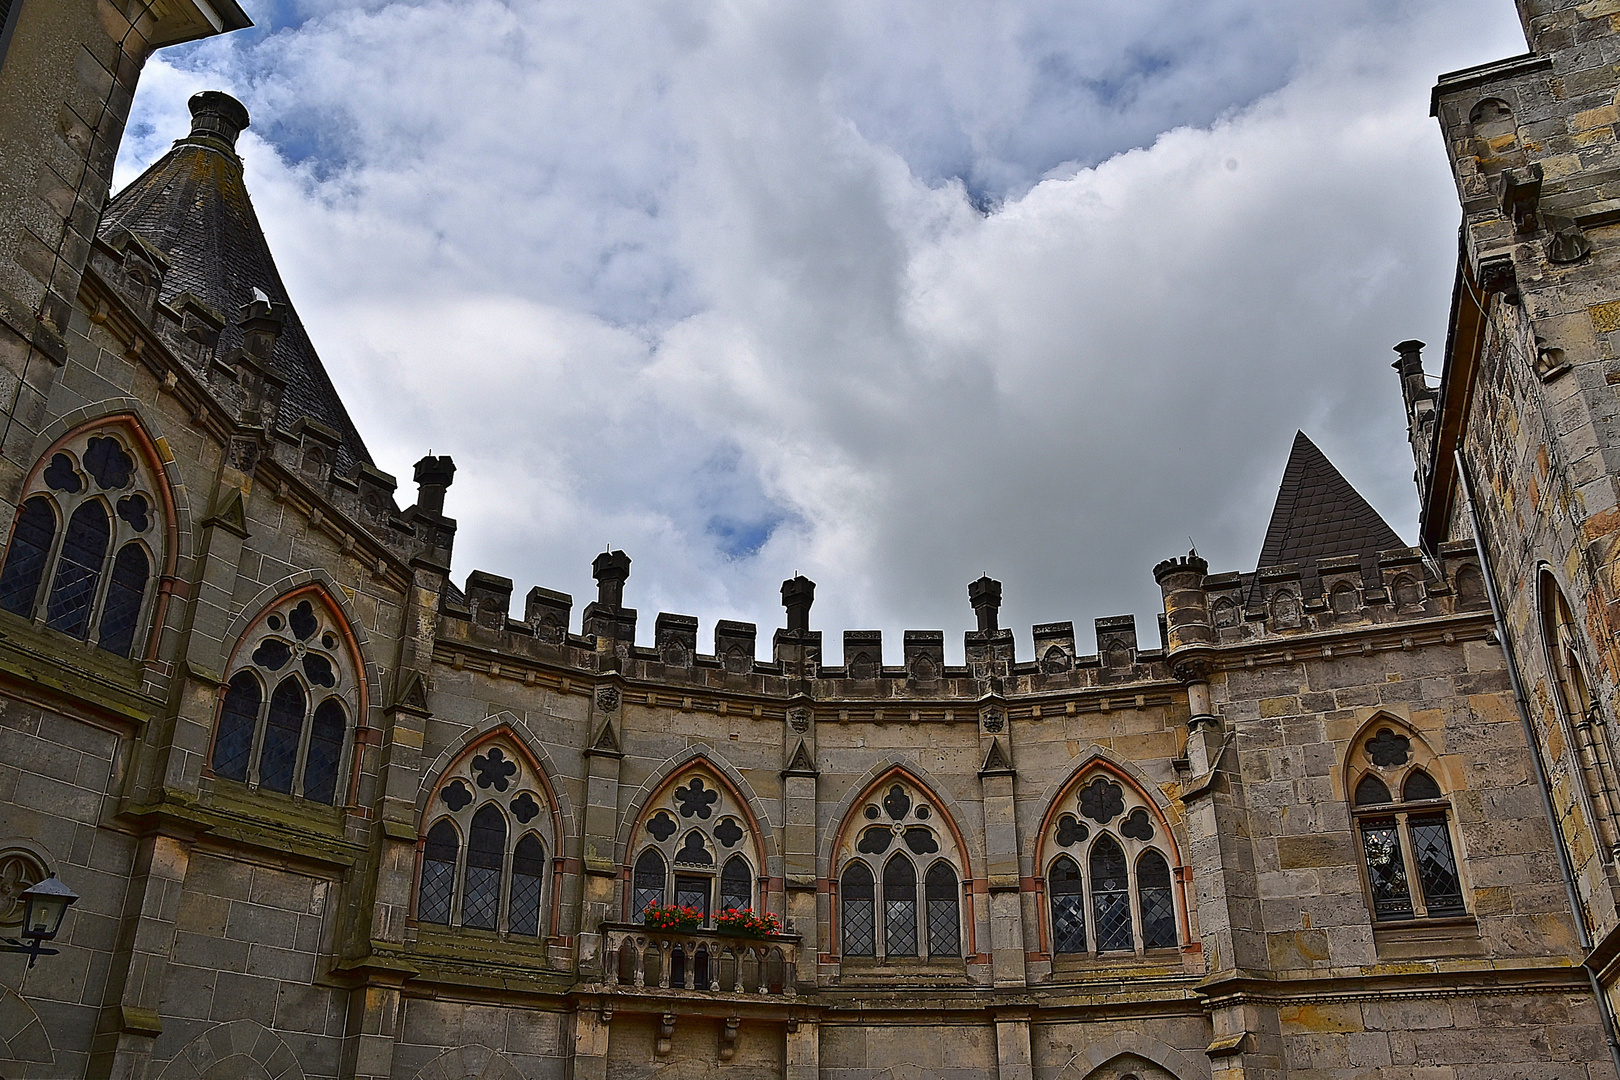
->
[1456, 448, 1620, 1077]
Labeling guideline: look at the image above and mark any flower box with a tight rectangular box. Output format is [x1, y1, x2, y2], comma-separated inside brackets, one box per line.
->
[714, 908, 780, 939]
[640, 903, 703, 932]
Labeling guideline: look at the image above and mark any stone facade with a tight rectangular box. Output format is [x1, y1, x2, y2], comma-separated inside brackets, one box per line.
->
[0, 0, 1616, 1078]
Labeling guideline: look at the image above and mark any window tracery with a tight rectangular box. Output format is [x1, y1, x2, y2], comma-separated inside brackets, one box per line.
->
[627, 768, 762, 926]
[1347, 720, 1466, 922]
[417, 736, 554, 936]
[1541, 572, 1620, 861]
[0, 428, 163, 659]
[1040, 767, 1179, 957]
[210, 592, 359, 805]
[835, 776, 964, 961]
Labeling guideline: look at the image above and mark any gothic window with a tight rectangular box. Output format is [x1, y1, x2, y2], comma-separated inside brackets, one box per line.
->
[1348, 719, 1467, 922]
[1542, 572, 1620, 862]
[209, 593, 360, 805]
[1042, 767, 1180, 959]
[0, 429, 164, 658]
[841, 862, 876, 956]
[883, 856, 918, 957]
[719, 855, 752, 914]
[626, 766, 764, 927]
[418, 820, 459, 925]
[416, 735, 554, 937]
[835, 774, 965, 962]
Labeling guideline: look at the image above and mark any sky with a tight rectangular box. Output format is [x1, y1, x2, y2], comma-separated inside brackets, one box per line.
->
[114, 0, 1529, 664]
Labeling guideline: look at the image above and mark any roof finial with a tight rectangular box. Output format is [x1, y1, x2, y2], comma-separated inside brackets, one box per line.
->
[187, 91, 250, 152]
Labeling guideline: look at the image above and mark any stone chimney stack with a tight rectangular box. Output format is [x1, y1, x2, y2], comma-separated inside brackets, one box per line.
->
[774, 575, 821, 677]
[412, 455, 456, 515]
[1392, 340, 1437, 483]
[969, 576, 1001, 633]
[781, 575, 815, 633]
[583, 551, 637, 657]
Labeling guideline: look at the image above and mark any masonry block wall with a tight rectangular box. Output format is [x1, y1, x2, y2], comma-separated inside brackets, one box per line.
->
[0, 0, 1615, 1078]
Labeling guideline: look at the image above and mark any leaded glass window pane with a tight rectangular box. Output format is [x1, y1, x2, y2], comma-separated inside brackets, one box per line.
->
[1354, 774, 1392, 807]
[509, 834, 546, 936]
[883, 856, 917, 957]
[1049, 855, 1086, 954]
[720, 855, 751, 913]
[259, 677, 305, 794]
[213, 670, 260, 782]
[633, 849, 666, 921]
[44, 501, 108, 639]
[0, 497, 55, 617]
[1360, 819, 1413, 920]
[418, 820, 458, 925]
[675, 875, 709, 920]
[1137, 849, 1176, 949]
[462, 805, 506, 930]
[1409, 813, 1465, 916]
[1090, 835, 1133, 952]
[302, 699, 345, 805]
[925, 862, 959, 958]
[842, 863, 875, 956]
[95, 542, 148, 658]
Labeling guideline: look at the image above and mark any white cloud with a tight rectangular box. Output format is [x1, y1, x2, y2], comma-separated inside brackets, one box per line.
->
[115, 0, 1526, 661]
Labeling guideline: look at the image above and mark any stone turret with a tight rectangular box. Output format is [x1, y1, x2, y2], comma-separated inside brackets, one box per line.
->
[965, 575, 1014, 679]
[583, 550, 636, 655]
[774, 575, 821, 676]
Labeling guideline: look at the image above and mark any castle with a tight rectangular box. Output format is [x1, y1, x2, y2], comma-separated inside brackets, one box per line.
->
[0, 1, 1618, 1078]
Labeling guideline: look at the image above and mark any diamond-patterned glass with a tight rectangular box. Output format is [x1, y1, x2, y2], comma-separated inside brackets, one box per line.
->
[925, 862, 959, 957]
[302, 699, 345, 805]
[720, 855, 751, 913]
[1360, 819, 1413, 920]
[633, 849, 666, 921]
[1409, 814, 1465, 916]
[418, 820, 459, 925]
[1137, 850, 1176, 948]
[259, 678, 306, 794]
[1049, 855, 1086, 953]
[509, 835, 546, 936]
[0, 497, 54, 618]
[96, 542, 148, 658]
[212, 671, 260, 782]
[1051, 893, 1087, 954]
[883, 857, 917, 956]
[44, 501, 108, 639]
[842, 864, 875, 956]
[462, 805, 506, 930]
[675, 875, 710, 919]
[1090, 836, 1133, 952]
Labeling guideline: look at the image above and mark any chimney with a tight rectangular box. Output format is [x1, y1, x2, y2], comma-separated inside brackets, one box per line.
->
[412, 455, 456, 515]
[969, 576, 1001, 633]
[781, 575, 815, 633]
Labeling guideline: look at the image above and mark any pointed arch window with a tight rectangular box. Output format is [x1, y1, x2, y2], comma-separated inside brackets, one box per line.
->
[841, 862, 876, 955]
[0, 430, 163, 658]
[416, 736, 555, 937]
[462, 805, 506, 930]
[1349, 721, 1467, 922]
[835, 776, 965, 962]
[1040, 768, 1182, 960]
[418, 820, 459, 925]
[209, 594, 359, 806]
[1542, 572, 1620, 862]
[626, 767, 765, 928]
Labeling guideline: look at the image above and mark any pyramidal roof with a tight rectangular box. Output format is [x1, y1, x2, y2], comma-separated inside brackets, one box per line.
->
[99, 92, 370, 474]
[1257, 432, 1403, 569]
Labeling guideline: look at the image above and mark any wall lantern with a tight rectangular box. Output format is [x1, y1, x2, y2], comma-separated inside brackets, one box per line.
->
[0, 876, 77, 967]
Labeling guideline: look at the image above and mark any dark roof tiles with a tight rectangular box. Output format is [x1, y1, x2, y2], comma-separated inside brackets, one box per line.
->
[99, 98, 370, 474]
[1258, 431, 1403, 569]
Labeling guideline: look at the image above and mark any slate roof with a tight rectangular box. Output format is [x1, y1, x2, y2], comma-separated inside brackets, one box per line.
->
[98, 99, 371, 475]
[1257, 431, 1403, 569]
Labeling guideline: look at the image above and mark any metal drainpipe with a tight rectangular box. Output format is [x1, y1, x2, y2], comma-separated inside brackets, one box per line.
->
[1456, 448, 1620, 1076]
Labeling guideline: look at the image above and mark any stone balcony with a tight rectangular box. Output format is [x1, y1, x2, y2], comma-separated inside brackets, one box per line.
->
[601, 923, 799, 996]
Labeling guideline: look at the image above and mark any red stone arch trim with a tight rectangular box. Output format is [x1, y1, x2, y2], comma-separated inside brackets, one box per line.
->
[1032, 751, 1181, 876]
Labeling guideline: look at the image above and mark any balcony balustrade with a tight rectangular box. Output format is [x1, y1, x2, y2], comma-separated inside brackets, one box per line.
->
[601, 922, 798, 996]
